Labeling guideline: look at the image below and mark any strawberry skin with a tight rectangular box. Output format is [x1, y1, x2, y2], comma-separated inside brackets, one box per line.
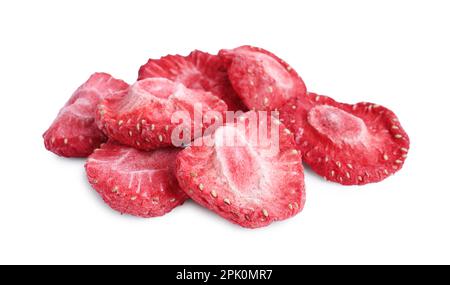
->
[138, 50, 247, 111]
[219, 45, 307, 111]
[280, 93, 410, 185]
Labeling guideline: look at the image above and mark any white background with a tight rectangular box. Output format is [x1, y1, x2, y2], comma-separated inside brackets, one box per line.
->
[1, 0, 449, 265]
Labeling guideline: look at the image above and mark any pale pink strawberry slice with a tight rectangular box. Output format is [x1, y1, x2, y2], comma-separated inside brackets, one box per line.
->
[219, 45, 307, 111]
[98, 78, 228, 150]
[138, 50, 247, 111]
[85, 142, 188, 217]
[279, 93, 410, 185]
[43, 73, 129, 157]
[176, 111, 305, 228]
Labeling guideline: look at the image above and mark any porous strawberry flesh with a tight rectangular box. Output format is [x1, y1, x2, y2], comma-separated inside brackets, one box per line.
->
[43, 73, 129, 157]
[176, 111, 305, 228]
[85, 142, 188, 217]
[98, 78, 228, 150]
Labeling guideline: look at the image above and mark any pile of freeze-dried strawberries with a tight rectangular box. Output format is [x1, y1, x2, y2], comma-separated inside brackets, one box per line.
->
[43, 46, 410, 228]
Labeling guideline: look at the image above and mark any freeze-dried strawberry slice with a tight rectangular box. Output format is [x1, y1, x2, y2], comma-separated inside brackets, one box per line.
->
[43, 73, 129, 157]
[219, 45, 307, 111]
[280, 93, 410, 185]
[176, 111, 305, 228]
[138, 50, 247, 111]
[85, 142, 188, 217]
[98, 78, 228, 150]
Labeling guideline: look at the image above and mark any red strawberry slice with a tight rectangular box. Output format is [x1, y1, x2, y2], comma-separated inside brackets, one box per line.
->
[85, 142, 188, 217]
[176, 111, 305, 228]
[279, 92, 410, 185]
[138, 50, 247, 111]
[43, 73, 129, 157]
[98, 78, 228, 150]
[219, 45, 307, 111]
